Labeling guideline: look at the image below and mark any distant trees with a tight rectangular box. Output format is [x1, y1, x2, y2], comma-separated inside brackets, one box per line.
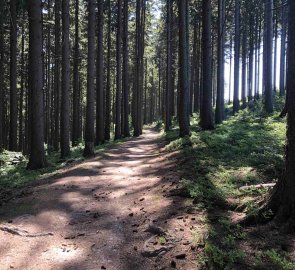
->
[0, 0, 290, 169]
[244, 0, 295, 229]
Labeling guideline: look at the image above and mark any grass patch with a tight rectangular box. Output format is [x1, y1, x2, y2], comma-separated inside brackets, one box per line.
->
[164, 99, 294, 269]
[165, 100, 285, 208]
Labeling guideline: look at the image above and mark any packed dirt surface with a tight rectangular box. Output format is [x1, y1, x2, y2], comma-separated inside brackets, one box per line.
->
[0, 129, 200, 270]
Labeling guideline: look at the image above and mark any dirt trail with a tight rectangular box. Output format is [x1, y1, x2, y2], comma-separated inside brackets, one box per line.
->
[0, 129, 200, 270]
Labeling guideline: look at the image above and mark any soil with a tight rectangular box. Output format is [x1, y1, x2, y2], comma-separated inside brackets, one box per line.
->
[0, 129, 200, 270]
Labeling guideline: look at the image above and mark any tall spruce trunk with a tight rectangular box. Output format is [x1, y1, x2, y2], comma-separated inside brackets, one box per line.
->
[19, 14, 25, 152]
[60, 0, 71, 157]
[0, 0, 4, 152]
[248, 15, 254, 101]
[178, 0, 190, 136]
[104, 0, 112, 141]
[133, 0, 142, 137]
[241, 24, 247, 108]
[9, 0, 18, 151]
[27, 0, 47, 169]
[96, 0, 105, 144]
[200, 0, 214, 130]
[115, 0, 123, 140]
[165, 0, 172, 131]
[233, 0, 240, 114]
[279, 1, 287, 96]
[122, 0, 130, 137]
[72, 0, 81, 146]
[264, 0, 273, 113]
[83, 0, 96, 157]
[54, 0, 61, 151]
[215, 0, 225, 124]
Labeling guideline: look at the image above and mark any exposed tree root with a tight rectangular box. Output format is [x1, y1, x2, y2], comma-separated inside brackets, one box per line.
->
[0, 225, 53, 237]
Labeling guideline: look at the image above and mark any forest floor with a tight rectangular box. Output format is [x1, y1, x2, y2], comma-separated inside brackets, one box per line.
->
[0, 128, 200, 270]
[1, 101, 295, 270]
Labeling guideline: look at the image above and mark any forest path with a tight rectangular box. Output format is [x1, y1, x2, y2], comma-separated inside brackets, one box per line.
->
[0, 128, 198, 270]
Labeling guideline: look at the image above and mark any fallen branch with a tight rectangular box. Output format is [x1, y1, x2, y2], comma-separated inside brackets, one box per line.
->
[0, 225, 53, 237]
[239, 183, 275, 190]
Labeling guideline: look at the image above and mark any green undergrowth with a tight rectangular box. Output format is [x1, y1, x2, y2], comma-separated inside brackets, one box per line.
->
[164, 99, 294, 269]
[165, 100, 285, 208]
[0, 138, 126, 192]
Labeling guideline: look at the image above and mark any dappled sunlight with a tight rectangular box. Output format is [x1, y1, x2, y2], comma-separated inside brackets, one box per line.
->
[0, 128, 194, 269]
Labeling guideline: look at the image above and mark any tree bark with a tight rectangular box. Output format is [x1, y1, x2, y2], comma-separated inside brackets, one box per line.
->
[279, 0, 287, 96]
[72, 0, 81, 146]
[0, 0, 4, 152]
[60, 0, 71, 157]
[9, 0, 18, 151]
[177, 0, 190, 136]
[122, 0, 130, 137]
[27, 0, 47, 169]
[165, 0, 172, 132]
[104, 0, 112, 141]
[264, 0, 273, 113]
[215, 0, 225, 124]
[96, 0, 105, 144]
[54, 0, 61, 151]
[83, 0, 96, 157]
[233, 0, 240, 114]
[115, 0, 123, 140]
[200, 0, 214, 130]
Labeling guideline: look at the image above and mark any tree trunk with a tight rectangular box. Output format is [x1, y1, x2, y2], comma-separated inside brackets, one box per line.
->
[248, 14, 254, 102]
[122, 0, 130, 137]
[72, 0, 81, 146]
[165, 0, 172, 131]
[279, 0, 287, 96]
[177, 0, 190, 136]
[243, 0, 295, 230]
[264, 0, 273, 113]
[200, 0, 214, 130]
[27, 0, 47, 170]
[96, 0, 105, 144]
[0, 0, 4, 152]
[233, 0, 240, 114]
[215, 0, 225, 124]
[60, 0, 71, 157]
[115, 0, 123, 140]
[54, 0, 61, 151]
[241, 23, 247, 109]
[19, 13, 25, 152]
[83, 0, 96, 157]
[9, 0, 18, 151]
[105, 0, 112, 141]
